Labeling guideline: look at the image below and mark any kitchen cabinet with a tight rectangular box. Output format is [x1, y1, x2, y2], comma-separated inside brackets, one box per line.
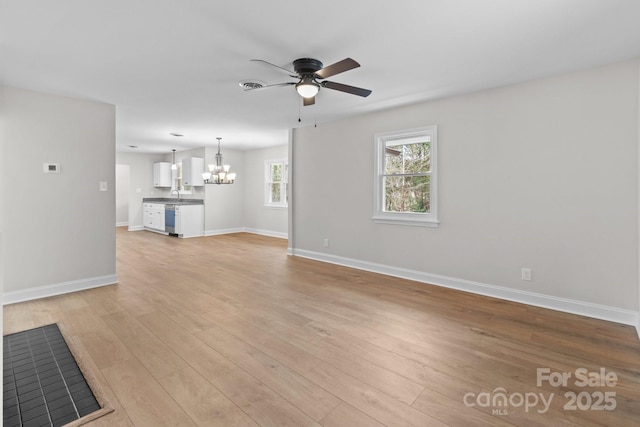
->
[175, 205, 204, 238]
[181, 157, 204, 186]
[143, 203, 166, 231]
[153, 162, 172, 187]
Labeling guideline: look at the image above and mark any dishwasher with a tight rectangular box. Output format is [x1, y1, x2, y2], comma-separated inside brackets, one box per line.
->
[164, 204, 176, 234]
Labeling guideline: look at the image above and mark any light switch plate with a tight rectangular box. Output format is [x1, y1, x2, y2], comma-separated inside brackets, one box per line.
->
[99, 181, 108, 191]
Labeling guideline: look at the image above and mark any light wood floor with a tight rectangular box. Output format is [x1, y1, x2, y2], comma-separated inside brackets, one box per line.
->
[4, 228, 640, 426]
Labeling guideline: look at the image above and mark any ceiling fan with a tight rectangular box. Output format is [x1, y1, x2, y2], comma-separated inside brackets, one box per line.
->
[245, 57, 372, 106]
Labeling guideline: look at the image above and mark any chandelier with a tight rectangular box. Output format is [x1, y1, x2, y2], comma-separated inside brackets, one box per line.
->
[202, 137, 236, 184]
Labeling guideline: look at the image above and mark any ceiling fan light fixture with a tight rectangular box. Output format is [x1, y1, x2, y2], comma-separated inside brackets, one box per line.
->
[296, 78, 319, 98]
[249, 57, 371, 105]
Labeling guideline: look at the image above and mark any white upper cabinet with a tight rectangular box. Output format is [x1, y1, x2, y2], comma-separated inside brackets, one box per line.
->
[182, 157, 205, 186]
[153, 162, 172, 187]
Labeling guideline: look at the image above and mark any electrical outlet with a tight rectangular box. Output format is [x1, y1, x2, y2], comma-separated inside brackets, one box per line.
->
[323, 239, 329, 248]
[521, 268, 532, 281]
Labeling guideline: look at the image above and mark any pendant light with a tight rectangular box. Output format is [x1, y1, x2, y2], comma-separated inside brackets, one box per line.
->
[171, 149, 177, 170]
[169, 133, 183, 170]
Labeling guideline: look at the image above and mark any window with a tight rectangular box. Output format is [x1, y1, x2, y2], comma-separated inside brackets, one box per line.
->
[373, 126, 438, 227]
[265, 159, 288, 208]
[171, 163, 192, 194]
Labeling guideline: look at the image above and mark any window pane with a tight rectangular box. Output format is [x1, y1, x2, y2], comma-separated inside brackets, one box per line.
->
[384, 142, 430, 174]
[384, 146, 403, 174]
[403, 142, 430, 173]
[271, 163, 282, 182]
[271, 183, 281, 203]
[384, 175, 430, 213]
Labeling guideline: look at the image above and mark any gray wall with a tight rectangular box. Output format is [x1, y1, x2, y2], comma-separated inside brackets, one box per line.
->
[1, 87, 5, 308]
[203, 146, 245, 234]
[243, 144, 288, 237]
[638, 62, 640, 333]
[292, 59, 639, 313]
[115, 164, 130, 225]
[2, 86, 116, 295]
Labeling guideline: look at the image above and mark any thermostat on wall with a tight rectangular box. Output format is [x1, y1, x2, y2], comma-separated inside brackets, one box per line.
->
[43, 163, 60, 173]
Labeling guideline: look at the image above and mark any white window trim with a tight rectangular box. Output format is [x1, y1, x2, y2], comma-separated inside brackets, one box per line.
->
[265, 159, 288, 209]
[372, 126, 439, 227]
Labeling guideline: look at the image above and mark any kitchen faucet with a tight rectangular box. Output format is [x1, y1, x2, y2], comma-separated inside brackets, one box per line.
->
[171, 189, 181, 201]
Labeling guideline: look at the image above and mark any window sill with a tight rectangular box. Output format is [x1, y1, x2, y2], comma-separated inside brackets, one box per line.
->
[264, 204, 287, 210]
[372, 215, 439, 228]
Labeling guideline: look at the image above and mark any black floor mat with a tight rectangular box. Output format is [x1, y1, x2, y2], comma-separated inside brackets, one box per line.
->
[3, 324, 101, 427]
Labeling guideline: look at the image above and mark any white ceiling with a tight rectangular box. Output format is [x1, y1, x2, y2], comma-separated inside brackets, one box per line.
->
[2, 0, 640, 153]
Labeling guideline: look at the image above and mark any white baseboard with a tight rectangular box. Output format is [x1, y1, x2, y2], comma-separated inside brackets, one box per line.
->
[205, 227, 246, 236]
[128, 225, 144, 231]
[205, 227, 288, 239]
[291, 248, 639, 328]
[116, 222, 129, 227]
[3, 274, 118, 305]
[244, 228, 288, 239]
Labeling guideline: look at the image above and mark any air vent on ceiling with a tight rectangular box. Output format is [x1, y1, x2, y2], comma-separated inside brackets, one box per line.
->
[239, 80, 266, 90]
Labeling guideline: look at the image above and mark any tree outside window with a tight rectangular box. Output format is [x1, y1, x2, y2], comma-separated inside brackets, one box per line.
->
[384, 141, 431, 213]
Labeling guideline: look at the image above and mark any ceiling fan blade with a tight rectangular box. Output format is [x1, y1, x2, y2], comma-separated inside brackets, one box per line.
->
[303, 96, 315, 106]
[322, 81, 372, 97]
[243, 82, 295, 92]
[250, 59, 297, 77]
[315, 58, 360, 79]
